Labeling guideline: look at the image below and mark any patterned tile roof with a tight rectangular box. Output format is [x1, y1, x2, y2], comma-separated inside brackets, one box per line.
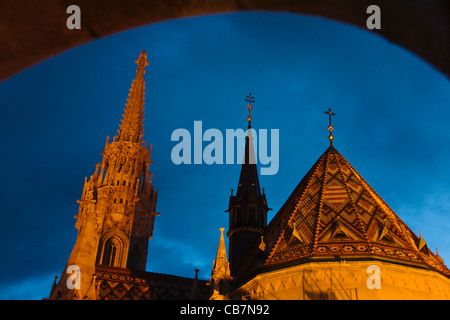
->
[239, 145, 450, 279]
[94, 265, 210, 300]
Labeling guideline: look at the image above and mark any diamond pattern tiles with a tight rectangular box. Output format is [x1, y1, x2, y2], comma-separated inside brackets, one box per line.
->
[95, 265, 210, 300]
[263, 145, 450, 277]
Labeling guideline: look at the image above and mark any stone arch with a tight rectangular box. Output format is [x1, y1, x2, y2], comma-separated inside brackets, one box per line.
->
[0, 0, 448, 83]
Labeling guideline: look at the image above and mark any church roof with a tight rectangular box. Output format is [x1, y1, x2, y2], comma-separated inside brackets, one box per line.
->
[94, 265, 210, 300]
[238, 145, 450, 280]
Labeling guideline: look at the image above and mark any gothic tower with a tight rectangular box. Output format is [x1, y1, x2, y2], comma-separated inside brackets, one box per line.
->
[50, 50, 158, 300]
[226, 94, 269, 275]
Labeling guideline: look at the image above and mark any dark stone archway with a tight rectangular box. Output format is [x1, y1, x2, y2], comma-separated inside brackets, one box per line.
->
[0, 0, 448, 82]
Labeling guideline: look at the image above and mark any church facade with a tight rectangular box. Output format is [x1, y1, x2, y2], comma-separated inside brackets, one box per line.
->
[48, 51, 450, 300]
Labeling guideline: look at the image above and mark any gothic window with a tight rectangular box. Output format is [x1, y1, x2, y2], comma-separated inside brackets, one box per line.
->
[102, 238, 119, 267]
[119, 198, 123, 204]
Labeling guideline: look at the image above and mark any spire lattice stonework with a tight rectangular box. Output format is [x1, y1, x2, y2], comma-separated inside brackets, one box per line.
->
[118, 50, 149, 143]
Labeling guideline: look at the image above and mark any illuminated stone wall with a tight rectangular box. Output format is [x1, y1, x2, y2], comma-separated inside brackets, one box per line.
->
[234, 260, 450, 300]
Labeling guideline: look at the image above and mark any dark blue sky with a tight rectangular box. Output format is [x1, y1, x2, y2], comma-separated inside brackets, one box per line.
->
[0, 12, 449, 299]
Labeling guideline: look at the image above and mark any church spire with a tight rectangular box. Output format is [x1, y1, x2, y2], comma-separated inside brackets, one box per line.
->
[48, 51, 158, 300]
[214, 228, 229, 272]
[236, 93, 260, 200]
[226, 94, 269, 275]
[118, 50, 149, 143]
[210, 228, 232, 300]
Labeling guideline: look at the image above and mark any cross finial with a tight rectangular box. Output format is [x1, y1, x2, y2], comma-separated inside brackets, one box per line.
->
[324, 108, 335, 145]
[245, 93, 255, 128]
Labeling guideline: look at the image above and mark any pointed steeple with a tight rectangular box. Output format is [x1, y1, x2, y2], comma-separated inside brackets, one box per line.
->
[236, 123, 261, 200]
[226, 94, 269, 275]
[212, 228, 231, 277]
[118, 50, 149, 143]
[236, 93, 261, 200]
[210, 228, 232, 300]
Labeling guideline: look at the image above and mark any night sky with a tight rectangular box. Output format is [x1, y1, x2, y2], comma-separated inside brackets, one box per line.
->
[1, 12, 449, 300]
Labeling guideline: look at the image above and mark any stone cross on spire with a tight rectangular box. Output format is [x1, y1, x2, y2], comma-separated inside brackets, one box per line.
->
[324, 108, 335, 145]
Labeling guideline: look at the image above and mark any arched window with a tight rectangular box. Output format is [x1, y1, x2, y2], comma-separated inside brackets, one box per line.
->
[101, 238, 119, 267]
